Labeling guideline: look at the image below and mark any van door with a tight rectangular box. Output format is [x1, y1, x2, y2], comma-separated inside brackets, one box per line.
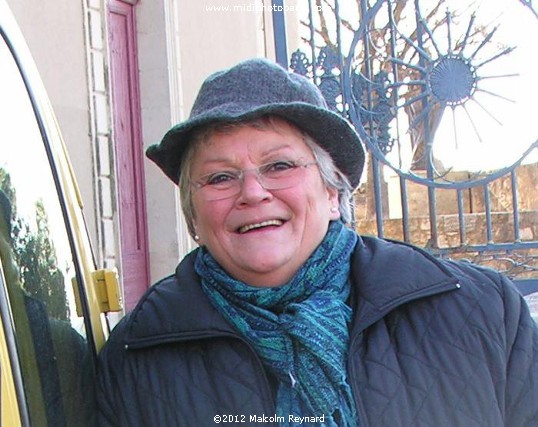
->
[0, 23, 98, 426]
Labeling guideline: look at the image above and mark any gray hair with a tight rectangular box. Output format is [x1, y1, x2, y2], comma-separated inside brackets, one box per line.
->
[178, 116, 353, 239]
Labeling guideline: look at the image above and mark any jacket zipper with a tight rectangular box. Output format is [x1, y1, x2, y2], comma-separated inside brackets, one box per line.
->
[347, 335, 368, 427]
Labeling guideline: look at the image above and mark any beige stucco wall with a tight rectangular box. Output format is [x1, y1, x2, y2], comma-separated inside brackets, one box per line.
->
[177, 1, 272, 109]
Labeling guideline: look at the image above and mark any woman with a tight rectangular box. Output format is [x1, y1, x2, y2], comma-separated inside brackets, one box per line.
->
[97, 58, 538, 426]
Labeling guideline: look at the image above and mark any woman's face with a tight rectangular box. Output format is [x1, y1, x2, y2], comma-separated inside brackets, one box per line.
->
[190, 119, 340, 287]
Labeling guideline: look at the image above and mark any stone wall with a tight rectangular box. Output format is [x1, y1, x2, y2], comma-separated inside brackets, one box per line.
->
[356, 210, 537, 247]
[355, 162, 538, 220]
[355, 163, 537, 225]
[354, 163, 538, 280]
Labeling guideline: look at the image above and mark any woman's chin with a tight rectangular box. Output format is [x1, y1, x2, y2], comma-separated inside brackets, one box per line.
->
[225, 251, 300, 287]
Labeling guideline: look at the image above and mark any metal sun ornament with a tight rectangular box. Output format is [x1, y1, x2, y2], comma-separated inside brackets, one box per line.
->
[342, 3, 535, 186]
[428, 55, 477, 107]
[396, 10, 516, 150]
[291, 1, 537, 185]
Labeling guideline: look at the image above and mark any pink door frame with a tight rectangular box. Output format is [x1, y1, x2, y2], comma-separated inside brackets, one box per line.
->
[107, 0, 150, 311]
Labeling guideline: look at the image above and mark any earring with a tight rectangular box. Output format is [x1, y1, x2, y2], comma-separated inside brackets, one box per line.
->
[330, 207, 339, 213]
[194, 235, 199, 241]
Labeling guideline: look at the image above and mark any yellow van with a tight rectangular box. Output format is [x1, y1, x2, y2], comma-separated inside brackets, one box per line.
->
[0, 1, 121, 425]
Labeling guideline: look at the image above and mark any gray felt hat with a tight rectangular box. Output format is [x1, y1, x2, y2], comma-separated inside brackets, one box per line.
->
[146, 58, 365, 188]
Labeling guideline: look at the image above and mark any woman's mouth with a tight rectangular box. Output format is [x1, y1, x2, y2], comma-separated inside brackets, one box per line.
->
[238, 219, 284, 234]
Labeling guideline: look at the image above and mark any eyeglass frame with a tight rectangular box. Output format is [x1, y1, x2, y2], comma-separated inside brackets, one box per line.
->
[190, 158, 319, 201]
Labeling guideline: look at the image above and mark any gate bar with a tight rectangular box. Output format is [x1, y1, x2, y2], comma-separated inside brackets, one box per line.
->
[511, 170, 521, 241]
[272, 0, 288, 68]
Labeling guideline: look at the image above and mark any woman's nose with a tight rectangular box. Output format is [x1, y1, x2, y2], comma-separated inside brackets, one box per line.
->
[235, 170, 272, 205]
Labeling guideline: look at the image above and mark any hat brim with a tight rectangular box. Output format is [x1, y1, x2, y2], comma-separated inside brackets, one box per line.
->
[146, 102, 365, 189]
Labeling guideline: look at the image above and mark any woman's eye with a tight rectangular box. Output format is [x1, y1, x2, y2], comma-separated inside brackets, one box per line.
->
[206, 172, 237, 186]
[264, 160, 297, 173]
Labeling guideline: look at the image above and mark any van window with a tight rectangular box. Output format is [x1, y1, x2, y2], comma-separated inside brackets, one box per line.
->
[0, 33, 96, 426]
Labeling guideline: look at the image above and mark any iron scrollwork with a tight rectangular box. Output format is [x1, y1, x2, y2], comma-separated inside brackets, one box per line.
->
[291, 0, 538, 189]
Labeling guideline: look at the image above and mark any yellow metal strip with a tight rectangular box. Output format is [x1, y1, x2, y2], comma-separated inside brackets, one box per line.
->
[0, 315, 22, 427]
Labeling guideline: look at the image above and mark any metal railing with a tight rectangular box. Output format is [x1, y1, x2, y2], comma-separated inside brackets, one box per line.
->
[272, 0, 538, 295]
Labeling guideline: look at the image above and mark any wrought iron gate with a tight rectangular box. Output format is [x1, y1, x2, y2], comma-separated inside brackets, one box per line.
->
[272, 0, 538, 298]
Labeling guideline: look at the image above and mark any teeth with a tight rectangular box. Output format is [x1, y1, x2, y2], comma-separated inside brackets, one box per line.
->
[239, 219, 283, 234]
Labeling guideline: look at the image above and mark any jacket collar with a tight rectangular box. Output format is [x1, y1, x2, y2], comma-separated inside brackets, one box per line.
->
[349, 235, 460, 332]
[123, 236, 459, 347]
[123, 250, 237, 348]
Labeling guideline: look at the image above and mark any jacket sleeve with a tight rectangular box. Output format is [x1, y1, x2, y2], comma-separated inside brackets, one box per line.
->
[96, 341, 121, 426]
[96, 320, 130, 427]
[501, 273, 538, 426]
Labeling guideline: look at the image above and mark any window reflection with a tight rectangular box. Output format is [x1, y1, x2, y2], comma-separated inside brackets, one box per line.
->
[0, 35, 96, 426]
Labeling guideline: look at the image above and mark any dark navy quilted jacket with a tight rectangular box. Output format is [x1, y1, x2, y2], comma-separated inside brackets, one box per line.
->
[97, 235, 538, 426]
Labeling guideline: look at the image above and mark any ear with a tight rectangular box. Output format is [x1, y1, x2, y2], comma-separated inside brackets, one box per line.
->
[327, 187, 341, 220]
[192, 222, 203, 245]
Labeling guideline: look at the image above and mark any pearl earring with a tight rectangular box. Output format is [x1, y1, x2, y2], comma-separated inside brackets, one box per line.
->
[330, 207, 339, 213]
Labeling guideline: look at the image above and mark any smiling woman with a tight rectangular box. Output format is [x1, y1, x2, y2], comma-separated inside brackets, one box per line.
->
[178, 116, 355, 238]
[96, 58, 538, 427]
[186, 119, 341, 287]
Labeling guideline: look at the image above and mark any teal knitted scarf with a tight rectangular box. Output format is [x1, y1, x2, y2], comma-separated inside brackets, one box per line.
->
[195, 221, 358, 426]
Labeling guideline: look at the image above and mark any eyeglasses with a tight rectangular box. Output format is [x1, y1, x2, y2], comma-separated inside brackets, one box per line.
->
[191, 158, 318, 201]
